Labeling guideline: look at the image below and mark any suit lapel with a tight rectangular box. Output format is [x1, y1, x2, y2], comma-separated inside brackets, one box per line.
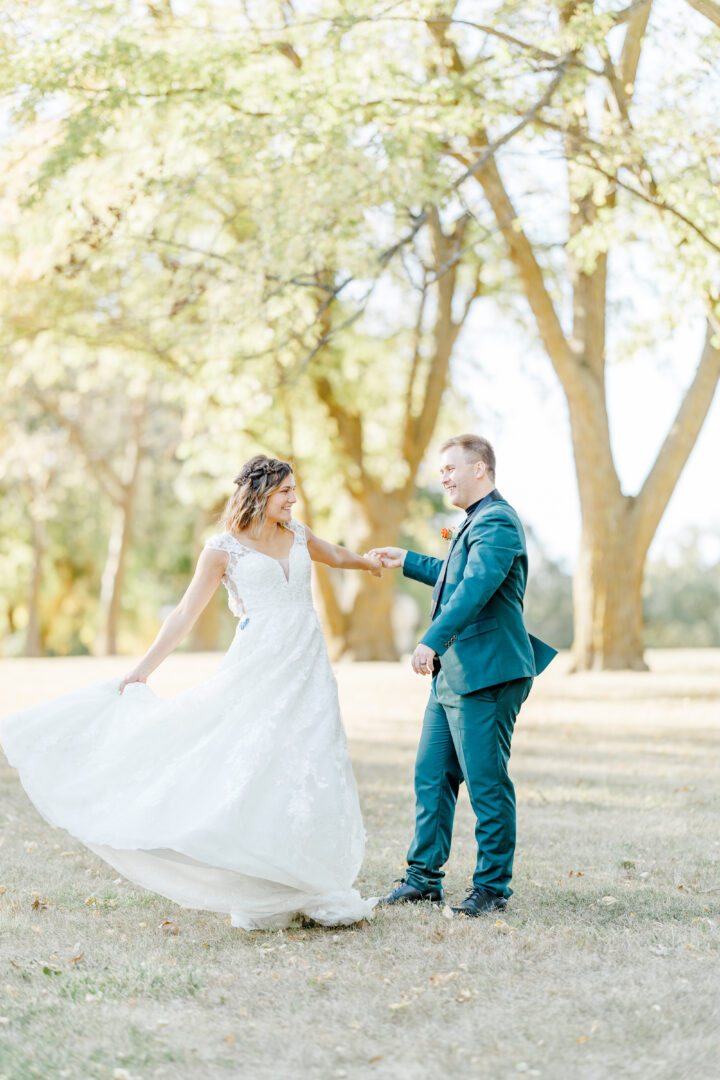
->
[430, 491, 502, 618]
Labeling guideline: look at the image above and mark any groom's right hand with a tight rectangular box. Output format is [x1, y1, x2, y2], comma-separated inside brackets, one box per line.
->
[369, 546, 407, 569]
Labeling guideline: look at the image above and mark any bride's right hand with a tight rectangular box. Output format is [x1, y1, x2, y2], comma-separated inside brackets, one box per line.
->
[364, 553, 383, 577]
[368, 546, 407, 570]
[118, 669, 148, 695]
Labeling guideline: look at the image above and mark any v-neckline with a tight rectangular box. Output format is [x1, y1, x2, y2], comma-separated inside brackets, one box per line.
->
[227, 527, 296, 584]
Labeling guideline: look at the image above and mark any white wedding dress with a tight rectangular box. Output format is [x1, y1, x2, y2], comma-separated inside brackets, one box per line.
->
[0, 519, 375, 930]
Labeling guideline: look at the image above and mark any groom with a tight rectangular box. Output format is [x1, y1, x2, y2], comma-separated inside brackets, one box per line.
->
[371, 434, 556, 916]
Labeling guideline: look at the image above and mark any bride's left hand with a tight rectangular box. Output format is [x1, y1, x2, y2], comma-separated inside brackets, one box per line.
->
[364, 553, 383, 578]
[118, 669, 148, 695]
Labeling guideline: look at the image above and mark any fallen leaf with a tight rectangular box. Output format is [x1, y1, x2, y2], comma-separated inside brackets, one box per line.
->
[429, 972, 458, 984]
[494, 919, 516, 934]
[69, 953, 84, 964]
[160, 921, 179, 935]
[600, 896, 618, 906]
[226, 1034, 235, 1046]
[576, 1035, 590, 1044]
[369, 1055, 384, 1063]
[31, 899, 48, 911]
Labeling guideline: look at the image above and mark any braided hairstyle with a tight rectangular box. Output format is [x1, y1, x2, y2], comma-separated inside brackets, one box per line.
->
[221, 454, 294, 536]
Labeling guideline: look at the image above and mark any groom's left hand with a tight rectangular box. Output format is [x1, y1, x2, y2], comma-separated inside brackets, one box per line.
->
[411, 643, 437, 675]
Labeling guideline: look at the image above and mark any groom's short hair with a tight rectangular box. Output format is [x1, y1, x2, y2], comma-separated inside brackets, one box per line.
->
[441, 434, 496, 479]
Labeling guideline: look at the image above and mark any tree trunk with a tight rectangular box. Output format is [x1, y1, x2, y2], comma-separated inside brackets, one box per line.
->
[345, 564, 400, 660]
[95, 411, 144, 655]
[96, 498, 135, 654]
[572, 497, 647, 671]
[343, 505, 408, 661]
[25, 512, 45, 657]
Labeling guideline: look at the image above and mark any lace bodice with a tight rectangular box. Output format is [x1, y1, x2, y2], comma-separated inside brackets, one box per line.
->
[204, 518, 311, 624]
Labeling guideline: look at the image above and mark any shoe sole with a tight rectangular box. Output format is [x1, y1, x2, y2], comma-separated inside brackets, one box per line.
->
[451, 904, 507, 917]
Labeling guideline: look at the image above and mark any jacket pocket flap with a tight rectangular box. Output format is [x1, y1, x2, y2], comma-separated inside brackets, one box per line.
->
[458, 616, 499, 641]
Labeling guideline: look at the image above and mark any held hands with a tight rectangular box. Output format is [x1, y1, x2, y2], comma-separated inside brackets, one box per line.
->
[411, 643, 437, 676]
[363, 553, 383, 577]
[368, 546, 407, 570]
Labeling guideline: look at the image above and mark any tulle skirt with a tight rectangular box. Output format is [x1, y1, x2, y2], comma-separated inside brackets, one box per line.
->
[0, 611, 374, 929]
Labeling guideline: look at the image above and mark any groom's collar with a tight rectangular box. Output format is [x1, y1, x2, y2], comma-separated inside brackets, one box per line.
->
[464, 488, 499, 517]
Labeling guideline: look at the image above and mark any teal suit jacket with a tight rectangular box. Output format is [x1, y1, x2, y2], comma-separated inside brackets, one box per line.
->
[403, 492, 557, 695]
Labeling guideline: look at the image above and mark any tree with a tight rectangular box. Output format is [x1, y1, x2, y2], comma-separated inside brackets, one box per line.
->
[416, 0, 720, 668]
[299, 209, 483, 658]
[3, 0, 718, 667]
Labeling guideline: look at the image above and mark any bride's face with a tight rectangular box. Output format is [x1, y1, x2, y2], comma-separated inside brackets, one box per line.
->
[266, 475, 297, 525]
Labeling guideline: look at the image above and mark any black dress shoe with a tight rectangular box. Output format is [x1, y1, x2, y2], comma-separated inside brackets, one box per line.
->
[451, 886, 507, 917]
[377, 878, 444, 906]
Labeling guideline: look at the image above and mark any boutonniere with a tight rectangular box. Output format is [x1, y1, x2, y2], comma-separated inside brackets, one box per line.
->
[441, 525, 460, 543]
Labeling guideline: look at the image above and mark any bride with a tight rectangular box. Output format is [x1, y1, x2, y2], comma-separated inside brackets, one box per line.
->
[1, 455, 381, 930]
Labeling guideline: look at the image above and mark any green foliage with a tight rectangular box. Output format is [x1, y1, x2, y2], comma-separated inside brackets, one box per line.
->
[2, 1, 719, 655]
[645, 534, 720, 647]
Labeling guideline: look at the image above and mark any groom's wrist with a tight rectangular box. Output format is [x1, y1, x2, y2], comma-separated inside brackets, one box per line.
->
[402, 549, 422, 578]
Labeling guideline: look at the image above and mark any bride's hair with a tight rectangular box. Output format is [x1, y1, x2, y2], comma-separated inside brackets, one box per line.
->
[221, 454, 294, 535]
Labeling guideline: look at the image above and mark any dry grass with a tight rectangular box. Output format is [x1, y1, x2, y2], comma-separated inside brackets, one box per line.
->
[1, 651, 719, 1080]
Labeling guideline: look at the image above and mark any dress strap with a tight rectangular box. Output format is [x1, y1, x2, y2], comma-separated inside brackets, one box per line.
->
[288, 519, 308, 546]
[204, 532, 242, 556]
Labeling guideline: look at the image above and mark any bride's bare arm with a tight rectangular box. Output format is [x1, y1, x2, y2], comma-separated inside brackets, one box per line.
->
[118, 548, 227, 693]
[305, 526, 382, 576]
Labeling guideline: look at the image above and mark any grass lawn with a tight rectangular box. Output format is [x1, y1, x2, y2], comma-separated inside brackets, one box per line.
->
[1, 651, 719, 1080]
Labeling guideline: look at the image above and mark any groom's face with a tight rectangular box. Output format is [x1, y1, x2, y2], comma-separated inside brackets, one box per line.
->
[440, 446, 486, 510]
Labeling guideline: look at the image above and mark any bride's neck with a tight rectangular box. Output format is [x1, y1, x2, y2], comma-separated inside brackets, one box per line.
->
[249, 519, 285, 543]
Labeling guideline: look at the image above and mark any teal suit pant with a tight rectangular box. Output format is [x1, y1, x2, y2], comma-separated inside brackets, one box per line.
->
[405, 673, 533, 898]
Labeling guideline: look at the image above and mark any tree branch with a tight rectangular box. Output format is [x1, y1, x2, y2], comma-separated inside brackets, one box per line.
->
[574, 153, 720, 256]
[401, 209, 475, 474]
[31, 393, 125, 503]
[618, 0, 653, 91]
[684, 0, 720, 27]
[311, 361, 370, 499]
[379, 54, 573, 268]
[635, 317, 720, 555]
